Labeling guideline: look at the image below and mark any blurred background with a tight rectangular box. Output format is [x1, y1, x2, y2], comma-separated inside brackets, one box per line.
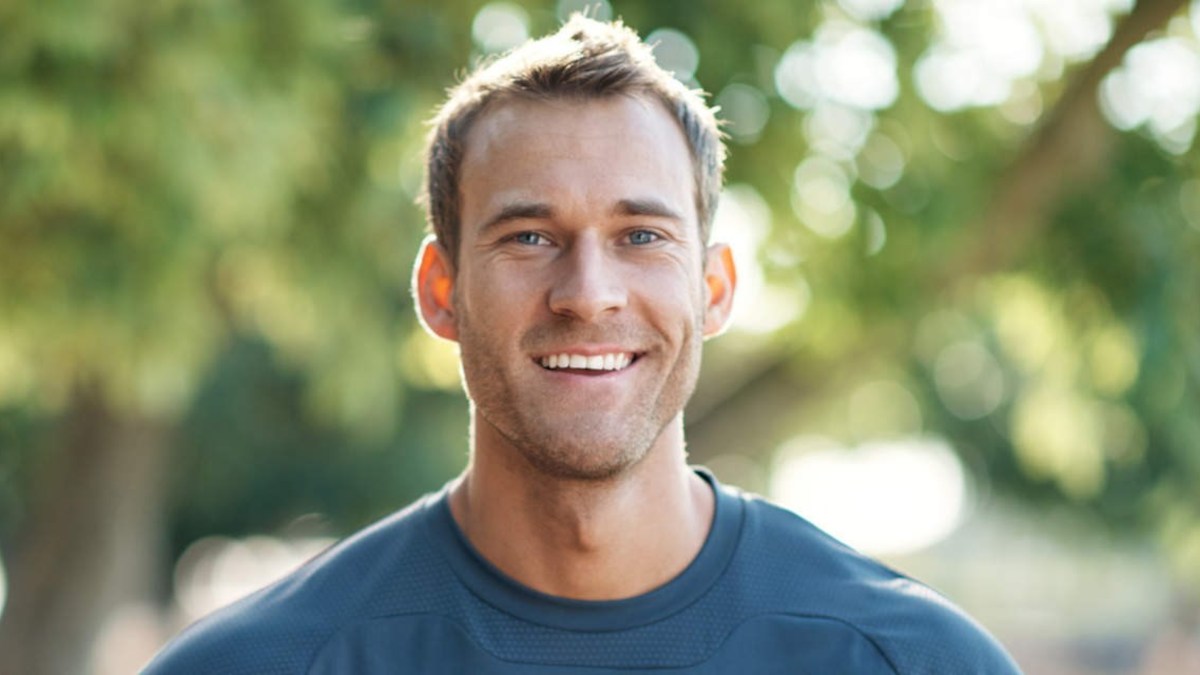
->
[1, 0, 1199, 672]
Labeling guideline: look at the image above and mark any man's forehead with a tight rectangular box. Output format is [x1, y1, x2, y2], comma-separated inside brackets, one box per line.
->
[462, 95, 692, 180]
[464, 94, 679, 154]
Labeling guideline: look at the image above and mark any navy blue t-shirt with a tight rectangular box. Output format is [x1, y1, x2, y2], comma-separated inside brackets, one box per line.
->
[145, 471, 1021, 673]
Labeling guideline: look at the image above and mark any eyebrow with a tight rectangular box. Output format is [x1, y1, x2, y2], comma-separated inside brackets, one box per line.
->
[478, 201, 555, 233]
[613, 198, 685, 222]
[477, 197, 685, 234]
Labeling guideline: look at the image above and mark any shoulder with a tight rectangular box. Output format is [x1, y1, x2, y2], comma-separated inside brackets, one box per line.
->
[141, 583, 324, 675]
[144, 495, 444, 674]
[731, 492, 1023, 674]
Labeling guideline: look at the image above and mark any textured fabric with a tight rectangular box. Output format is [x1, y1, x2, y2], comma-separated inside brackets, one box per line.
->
[144, 471, 1022, 674]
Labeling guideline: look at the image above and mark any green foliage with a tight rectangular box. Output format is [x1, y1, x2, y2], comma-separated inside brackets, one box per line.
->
[169, 336, 464, 558]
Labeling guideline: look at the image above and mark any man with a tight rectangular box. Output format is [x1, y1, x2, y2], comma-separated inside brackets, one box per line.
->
[146, 15, 1022, 674]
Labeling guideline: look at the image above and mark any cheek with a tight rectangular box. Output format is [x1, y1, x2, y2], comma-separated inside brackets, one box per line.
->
[643, 254, 705, 296]
[457, 265, 544, 328]
[633, 268, 705, 332]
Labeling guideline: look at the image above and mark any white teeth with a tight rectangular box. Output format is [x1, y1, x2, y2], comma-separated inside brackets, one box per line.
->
[539, 352, 635, 371]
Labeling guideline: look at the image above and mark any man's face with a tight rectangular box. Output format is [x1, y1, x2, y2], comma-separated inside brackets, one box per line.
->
[433, 95, 728, 480]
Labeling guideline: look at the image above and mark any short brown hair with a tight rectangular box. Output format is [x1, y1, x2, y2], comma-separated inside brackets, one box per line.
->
[421, 14, 725, 261]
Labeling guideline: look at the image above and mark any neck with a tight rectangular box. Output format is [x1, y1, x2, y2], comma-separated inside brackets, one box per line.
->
[448, 414, 714, 600]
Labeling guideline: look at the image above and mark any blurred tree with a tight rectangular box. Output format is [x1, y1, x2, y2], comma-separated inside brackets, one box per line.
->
[1, 0, 1198, 673]
[0, 0, 475, 671]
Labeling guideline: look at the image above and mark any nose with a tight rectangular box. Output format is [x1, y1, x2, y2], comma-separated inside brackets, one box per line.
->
[547, 236, 627, 321]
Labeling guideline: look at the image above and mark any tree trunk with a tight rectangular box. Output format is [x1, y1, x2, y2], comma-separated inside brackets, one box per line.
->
[0, 385, 170, 675]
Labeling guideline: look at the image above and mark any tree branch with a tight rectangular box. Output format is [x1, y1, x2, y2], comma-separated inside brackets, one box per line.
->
[949, 0, 1188, 280]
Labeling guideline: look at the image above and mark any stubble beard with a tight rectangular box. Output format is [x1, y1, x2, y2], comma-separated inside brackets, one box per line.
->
[457, 313, 704, 482]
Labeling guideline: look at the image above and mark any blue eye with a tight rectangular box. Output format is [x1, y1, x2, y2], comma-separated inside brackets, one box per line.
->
[513, 231, 549, 246]
[628, 230, 659, 245]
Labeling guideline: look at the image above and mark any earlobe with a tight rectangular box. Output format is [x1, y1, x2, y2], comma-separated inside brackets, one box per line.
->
[703, 244, 737, 338]
[413, 236, 459, 342]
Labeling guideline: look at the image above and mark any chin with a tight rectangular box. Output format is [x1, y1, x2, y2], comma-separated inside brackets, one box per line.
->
[504, 418, 661, 482]
[470, 388, 678, 482]
[519, 442, 643, 482]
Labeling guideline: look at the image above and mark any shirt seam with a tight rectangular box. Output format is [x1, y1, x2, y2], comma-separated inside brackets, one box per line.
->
[303, 608, 903, 672]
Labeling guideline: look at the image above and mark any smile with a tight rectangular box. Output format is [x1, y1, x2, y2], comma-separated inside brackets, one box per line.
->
[537, 352, 637, 371]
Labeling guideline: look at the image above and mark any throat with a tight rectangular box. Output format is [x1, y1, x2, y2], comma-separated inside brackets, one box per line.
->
[450, 461, 715, 601]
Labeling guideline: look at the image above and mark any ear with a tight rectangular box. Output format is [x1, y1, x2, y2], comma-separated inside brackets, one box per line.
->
[413, 236, 459, 342]
[702, 243, 737, 338]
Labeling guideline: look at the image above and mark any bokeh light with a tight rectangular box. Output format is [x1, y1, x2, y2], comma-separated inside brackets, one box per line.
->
[915, 0, 1136, 114]
[805, 103, 874, 160]
[770, 436, 968, 556]
[856, 131, 906, 190]
[173, 536, 334, 622]
[792, 156, 857, 239]
[934, 340, 1007, 420]
[472, 3, 531, 54]
[716, 83, 771, 144]
[775, 21, 898, 111]
[645, 28, 699, 82]
[1099, 37, 1200, 153]
[836, 0, 906, 22]
[990, 276, 1061, 374]
[915, 44, 1015, 111]
[863, 208, 887, 256]
[555, 0, 613, 22]
[1011, 384, 1105, 499]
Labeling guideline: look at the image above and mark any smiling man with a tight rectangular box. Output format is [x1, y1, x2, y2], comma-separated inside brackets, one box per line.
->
[145, 15, 1021, 674]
